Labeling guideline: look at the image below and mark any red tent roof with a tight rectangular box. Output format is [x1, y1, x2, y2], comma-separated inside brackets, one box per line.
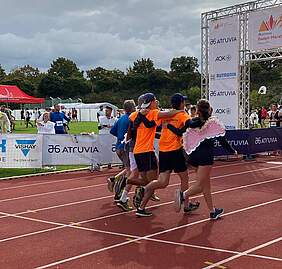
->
[0, 85, 45, 104]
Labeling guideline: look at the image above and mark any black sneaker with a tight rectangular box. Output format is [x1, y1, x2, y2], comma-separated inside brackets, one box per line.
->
[114, 193, 121, 203]
[133, 187, 145, 208]
[136, 208, 152, 217]
[116, 201, 133, 212]
[184, 201, 200, 214]
[210, 208, 224, 220]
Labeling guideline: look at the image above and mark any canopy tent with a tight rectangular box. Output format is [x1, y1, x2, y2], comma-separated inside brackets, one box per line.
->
[0, 85, 45, 104]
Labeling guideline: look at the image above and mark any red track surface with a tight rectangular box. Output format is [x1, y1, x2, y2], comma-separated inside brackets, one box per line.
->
[0, 158, 281, 269]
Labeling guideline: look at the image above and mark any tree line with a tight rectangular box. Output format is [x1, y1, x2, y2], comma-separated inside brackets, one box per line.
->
[0, 56, 201, 108]
[0, 56, 281, 108]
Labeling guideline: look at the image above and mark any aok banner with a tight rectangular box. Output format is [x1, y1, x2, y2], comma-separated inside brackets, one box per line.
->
[249, 6, 282, 51]
[42, 134, 121, 166]
[208, 15, 239, 130]
[0, 134, 43, 168]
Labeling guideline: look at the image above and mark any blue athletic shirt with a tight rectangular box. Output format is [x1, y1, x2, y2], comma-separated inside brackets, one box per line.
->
[50, 112, 69, 134]
[110, 113, 131, 150]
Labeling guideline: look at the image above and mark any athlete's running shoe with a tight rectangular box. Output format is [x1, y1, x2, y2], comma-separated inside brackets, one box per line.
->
[136, 208, 152, 217]
[210, 208, 224, 220]
[184, 201, 200, 214]
[116, 201, 133, 212]
[114, 174, 127, 196]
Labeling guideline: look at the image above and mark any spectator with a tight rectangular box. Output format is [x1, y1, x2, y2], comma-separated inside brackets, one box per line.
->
[50, 104, 70, 134]
[34, 108, 40, 125]
[97, 105, 104, 122]
[36, 112, 55, 134]
[0, 107, 11, 133]
[20, 108, 25, 124]
[72, 108, 78, 122]
[98, 106, 117, 134]
[250, 109, 259, 128]
[190, 105, 197, 118]
[268, 104, 280, 127]
[25, 109, 34, 128]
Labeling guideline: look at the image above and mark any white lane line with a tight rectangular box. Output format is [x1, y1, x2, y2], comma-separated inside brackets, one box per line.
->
[34, 198, 282, 269]
[144, 238, 282, 262]
[0, 172, 117, 192]
[1, 177, 281, 243]
[78, 176, 282, 224]
[267, 161, 282, 165]
[202, 237, 282, 269]
[1, 174, 281, 226]
[0, 160, 270, 193]
[0, 164, 281, 204]
[0, 161, 244, 192]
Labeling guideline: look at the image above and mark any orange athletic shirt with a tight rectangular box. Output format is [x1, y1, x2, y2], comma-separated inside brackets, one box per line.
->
[159, 111, 191, 152]
[129, 109, 159, 154]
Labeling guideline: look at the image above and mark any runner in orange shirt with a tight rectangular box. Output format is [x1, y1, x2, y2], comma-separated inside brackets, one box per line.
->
[135, 93, 200, 217]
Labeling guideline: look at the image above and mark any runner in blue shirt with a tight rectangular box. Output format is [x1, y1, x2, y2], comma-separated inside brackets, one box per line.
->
[50, 104, 70, 134]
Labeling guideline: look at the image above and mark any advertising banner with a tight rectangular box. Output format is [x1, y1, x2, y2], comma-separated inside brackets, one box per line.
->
[208, 15, 239, 130]
[249, 6, 282, 51]
[0, 134, 43, 168]
[42, 134, 121, 166]
[214, 128, 282, 156]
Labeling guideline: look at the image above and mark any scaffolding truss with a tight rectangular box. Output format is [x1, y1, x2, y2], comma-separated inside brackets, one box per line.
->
[201, 0, 282, 129]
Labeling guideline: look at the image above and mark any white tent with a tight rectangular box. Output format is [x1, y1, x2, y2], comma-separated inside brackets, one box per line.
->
[59, 102, 119, 121]
[75, 102, 118, 110]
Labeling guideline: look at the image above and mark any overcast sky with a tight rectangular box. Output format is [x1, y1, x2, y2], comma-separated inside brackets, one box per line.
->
[0, 0, 244, 72]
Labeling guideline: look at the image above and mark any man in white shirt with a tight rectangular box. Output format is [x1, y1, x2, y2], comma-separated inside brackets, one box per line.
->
[97, 105, 105, 122]
[98, 106, 117, 134]
[250, 109, 259, 129]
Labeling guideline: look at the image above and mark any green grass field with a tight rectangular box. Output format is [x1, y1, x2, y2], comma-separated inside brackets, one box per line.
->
[13, 121, 98, 134]
[1, 121, 98, 179]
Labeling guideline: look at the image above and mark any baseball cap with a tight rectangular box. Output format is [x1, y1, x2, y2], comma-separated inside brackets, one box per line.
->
[140, 93, 156, 109]
[171, 93, 187, 107]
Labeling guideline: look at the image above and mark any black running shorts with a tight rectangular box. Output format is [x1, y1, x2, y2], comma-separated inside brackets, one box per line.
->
[159, 148, 187, 173]
[134, 151, 158, 172]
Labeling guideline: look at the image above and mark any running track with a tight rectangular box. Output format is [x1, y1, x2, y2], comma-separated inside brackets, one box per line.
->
[0, 157, 281, 268]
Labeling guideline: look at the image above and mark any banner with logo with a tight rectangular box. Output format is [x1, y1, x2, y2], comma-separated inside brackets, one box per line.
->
[0, 134, 43, 168]
[208, 15, 239, 130]
[42, 134, 121, 165]
[214, 128, 282, 156]
[249, 6, 282, 51]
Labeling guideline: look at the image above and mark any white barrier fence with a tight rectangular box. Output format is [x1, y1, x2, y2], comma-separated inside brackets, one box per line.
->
[0, 134, 121, 168]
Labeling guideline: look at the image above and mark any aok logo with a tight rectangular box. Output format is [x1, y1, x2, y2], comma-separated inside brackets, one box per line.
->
[215, 55, 231, 62]
[215, 108, 231, 115]
[15, 140, 36, 157]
